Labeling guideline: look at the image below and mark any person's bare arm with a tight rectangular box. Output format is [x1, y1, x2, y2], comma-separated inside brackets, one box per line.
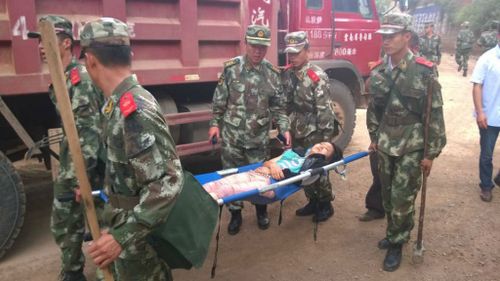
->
[472, 83, 487, 129]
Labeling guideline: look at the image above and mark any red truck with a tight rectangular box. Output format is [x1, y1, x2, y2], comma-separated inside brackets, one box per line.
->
[0, 0, 382, 259]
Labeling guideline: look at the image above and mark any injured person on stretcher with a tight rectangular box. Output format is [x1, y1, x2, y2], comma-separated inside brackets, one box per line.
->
[203, 142, 342, 201]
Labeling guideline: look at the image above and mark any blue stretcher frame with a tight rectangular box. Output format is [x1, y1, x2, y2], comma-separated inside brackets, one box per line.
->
[194, 151, 369, 205]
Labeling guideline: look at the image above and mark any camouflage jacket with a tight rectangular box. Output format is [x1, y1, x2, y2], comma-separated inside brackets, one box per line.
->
[477, 30, 498, 51]
[282, 62, 337, 140]
[366, 52, 446, 159]
[101, 75, 183, 249]
[419, 34, 442, 63]
[49, 57, 104, 189]
[209, 55, 289, 148]
[456, 28, 475, 50]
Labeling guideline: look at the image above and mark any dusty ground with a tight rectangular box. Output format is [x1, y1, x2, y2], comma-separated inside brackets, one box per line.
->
[1, 53, 499, 281]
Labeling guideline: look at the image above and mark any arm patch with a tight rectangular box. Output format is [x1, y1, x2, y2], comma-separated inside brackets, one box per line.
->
[120, 92, 138, 117]
[415, 57, 434, 68]
[70, 68, 81, 86]
[223, 58, 239, 68]
[307, 68, 320, 83]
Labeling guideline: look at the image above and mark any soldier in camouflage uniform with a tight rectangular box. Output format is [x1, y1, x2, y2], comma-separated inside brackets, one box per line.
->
[455, 21, 475, 77]
[368, 13, 446, 272]
[28, 16, 104, 281]
[81, 18, 183, 281]
[419, 21, 442, 65]
[477, 21, 499, 54]
[281, 31, 338, 222]
[208, 25, 290, 235]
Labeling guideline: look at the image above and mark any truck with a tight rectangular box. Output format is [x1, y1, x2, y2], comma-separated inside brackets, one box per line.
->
[0, 0, 382, 259]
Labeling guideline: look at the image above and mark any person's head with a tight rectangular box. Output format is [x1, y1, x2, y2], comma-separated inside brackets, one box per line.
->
[245, 25, 270, 66]
[490, 20, 499, 31]
[310, 142, 335, 161]
[284, 31, 310, 69]
[461, 21, 470, 29]
[424, 21, 434, 35]
[376, 13, 413, 57]
[79, 18, 131, 85]
[27, 15, 74, 62]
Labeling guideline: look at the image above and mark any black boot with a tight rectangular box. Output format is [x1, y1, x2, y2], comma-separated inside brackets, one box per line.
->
[312, 201, 334, 222]
[377, 237, 391, 250]
[494, 170, 500, 187]
[255, 204, 270, 230]
[457, 64, 462, 72]
[383, 243, 403, 272]
[463, 69, 467, 77]
[227, 210, 242, 235]
[295, 200, 317, 216]
[60, 269, 87, 281]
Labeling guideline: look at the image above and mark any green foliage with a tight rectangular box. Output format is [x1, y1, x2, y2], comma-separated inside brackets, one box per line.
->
[456, 0, 500, 34]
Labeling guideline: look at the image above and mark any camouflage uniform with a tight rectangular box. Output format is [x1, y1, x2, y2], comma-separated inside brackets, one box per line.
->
[282, 38, 337, 202]
[29, 16, 105, 277]
[367, 51, 446, 245]
[210, 26, 289, 211]
[455, 23, 475, 73]
[81, 19, 184, 281]
[419, 33, 442, 64]
[477, 30, 498, 54]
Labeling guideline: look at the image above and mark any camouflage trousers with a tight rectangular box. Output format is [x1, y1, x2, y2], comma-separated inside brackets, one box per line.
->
[221, 141, 268, 211]
[455, 48, 471, 70]
[114, 239, 172, 281]
[51, 180, 104, 273]
[378, 150, 423, 245]
[293, 133, 334, 202]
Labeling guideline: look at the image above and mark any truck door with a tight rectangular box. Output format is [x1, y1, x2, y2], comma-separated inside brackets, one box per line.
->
[331, 0, 381, 77]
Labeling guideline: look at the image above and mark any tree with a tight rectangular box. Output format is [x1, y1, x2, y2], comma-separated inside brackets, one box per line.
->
[456, 0, 500, 34]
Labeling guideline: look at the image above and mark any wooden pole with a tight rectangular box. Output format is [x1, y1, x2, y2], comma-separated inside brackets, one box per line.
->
[39, 20, 114, 281]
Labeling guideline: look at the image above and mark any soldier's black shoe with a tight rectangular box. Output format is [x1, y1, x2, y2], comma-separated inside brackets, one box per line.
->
[458, 65, 462, 72]
[295, 200, 317, 216]
[227, 210, 242, 235]
[312, 201, 334, 222]
[463, 69, 467, 77]
[359, 209, 385, 222]
[255, 204, 270, 230]
[377, 238, 391, 250]
[383, 243, 403, 272]
[494, 170, 500, 187]
[60, 269, 87, 281]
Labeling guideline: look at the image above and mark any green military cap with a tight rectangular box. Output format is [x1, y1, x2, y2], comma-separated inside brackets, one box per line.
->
[245, 25, 271, 46]
[424, 21, 435, 27]
[27, 15, 73, 39]
[284, 31, 309, 53]
[79, 17, 130, 58]
[376, 13, 413, 35]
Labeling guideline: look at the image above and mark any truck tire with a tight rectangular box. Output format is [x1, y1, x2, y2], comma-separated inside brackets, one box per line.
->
[0, 152, 26, 259]
[328, 79, 356, 149]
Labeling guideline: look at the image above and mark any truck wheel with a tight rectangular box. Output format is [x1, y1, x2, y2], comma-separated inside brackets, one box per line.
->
[328, 79, 356, 149]
[0, 152, 26, 259]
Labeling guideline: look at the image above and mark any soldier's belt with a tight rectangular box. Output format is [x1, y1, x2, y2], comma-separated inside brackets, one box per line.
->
[108, 193, 140, 211]
[383, 114, 421, 126]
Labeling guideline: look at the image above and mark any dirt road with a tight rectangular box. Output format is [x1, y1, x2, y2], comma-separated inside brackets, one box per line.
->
[1, 54, 499, 281]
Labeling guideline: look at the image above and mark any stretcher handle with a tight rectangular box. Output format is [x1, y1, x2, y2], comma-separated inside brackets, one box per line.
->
[218, 188, 261, 205]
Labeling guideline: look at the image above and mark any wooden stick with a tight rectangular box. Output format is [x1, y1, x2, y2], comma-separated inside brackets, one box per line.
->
[39, 20, 114, 281]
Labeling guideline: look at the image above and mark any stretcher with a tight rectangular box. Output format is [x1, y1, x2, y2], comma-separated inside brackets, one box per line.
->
[195, 151, 369, 205]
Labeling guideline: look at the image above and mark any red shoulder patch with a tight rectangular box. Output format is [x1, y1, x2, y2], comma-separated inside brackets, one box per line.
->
[119, 92, 137, 117]
[415, 57, 434, 68]
[70, 68, 81, 85]
[307, 68, 320, 83]
[369, 59, 383, 70]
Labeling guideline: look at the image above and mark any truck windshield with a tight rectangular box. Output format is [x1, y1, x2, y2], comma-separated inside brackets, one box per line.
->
[332, 0, 373, 19]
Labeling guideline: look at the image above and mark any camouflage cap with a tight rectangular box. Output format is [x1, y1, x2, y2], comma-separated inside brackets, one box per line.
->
[27, 15, 73, 39]
[461, 21, 470, 28]
[245, 25, 271, 46]
[79, 17, 130, 58]
[284, 31, 309, 53]
[376, 13, 413, 35]
[424, 21, 435, 27]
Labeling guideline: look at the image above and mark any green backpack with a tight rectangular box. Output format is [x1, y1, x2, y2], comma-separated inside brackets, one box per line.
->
[147, 170, 219, 269]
